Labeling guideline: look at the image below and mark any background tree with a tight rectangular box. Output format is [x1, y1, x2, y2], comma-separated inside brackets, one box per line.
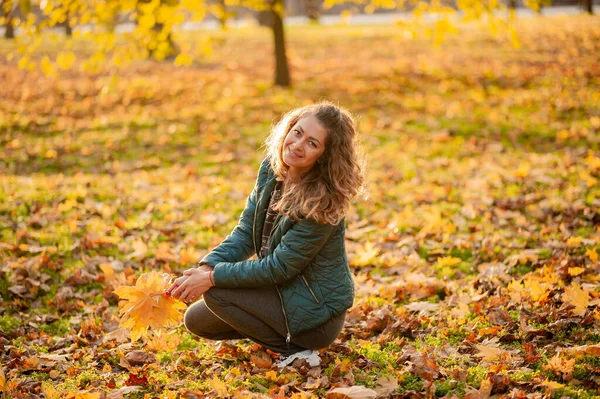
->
[11, 0, 561, 87]
[582, 0, 593, 13]
[1, 0, 17, 39]
[306, 0, 320, 22]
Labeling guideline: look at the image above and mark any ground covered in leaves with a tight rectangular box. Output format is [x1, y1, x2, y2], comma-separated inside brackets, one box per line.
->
[1, 14, 600, 399]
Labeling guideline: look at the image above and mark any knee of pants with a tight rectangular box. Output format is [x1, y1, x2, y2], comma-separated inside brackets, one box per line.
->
[202, 287, 224, 309]
[183, 304, 216, 338]
[183, 305, 199, 335]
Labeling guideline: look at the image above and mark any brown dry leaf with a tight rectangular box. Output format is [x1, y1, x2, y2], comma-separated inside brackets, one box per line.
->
[505, 250, 539, 267]
[250, 350, 273, 369]
[566, 344, 600, 357]
[125, 350, 154, 366]
[374, 376, 399, 397]
[326, 385, 378, 399]
[562, 283, 590, 316]
[404, 301, 440, 314]
[475, 338, 511, 362]
[106, 386, 144, 399]
[479, 378, 493, 399]
[114, 271, 187, 341]
[103, 327, 130, 344]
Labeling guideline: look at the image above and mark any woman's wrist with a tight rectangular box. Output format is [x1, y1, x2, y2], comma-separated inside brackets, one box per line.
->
[209, 271, 215, 287]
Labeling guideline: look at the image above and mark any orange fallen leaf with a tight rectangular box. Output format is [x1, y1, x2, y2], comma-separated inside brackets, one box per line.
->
[99, 263, 115, 281]
[544, 352, 575, 375]
[155, 242, 177, 263]
[327, 385, 378, 399]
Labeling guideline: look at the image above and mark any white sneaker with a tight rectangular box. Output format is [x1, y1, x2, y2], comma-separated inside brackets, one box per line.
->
[276, 349, 320, 369]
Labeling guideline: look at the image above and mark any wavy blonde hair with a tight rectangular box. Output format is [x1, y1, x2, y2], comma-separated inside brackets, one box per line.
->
[265, 101, 366, 225]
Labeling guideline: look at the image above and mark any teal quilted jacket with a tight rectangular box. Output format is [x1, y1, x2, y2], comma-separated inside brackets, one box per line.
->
[199, 157, 355, 339]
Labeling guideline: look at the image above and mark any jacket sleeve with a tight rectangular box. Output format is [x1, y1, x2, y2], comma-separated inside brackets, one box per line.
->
[212, 217, 336, 287]
[198, 158, 269, 267]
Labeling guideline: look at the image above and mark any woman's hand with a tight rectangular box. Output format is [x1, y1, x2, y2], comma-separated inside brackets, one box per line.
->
[166, 267, 214, 303]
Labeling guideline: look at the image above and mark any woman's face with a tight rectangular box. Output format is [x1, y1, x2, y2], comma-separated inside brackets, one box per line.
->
[282, 114, 328, 177]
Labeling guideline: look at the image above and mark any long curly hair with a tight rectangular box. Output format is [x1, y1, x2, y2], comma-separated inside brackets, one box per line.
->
[264, 101, 366, 225]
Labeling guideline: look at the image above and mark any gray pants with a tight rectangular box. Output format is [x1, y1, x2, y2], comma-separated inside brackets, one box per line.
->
[184, 285, 346, 356]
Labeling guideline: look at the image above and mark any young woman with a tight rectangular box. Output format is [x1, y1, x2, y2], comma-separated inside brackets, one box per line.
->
[167, 101, 365, 368]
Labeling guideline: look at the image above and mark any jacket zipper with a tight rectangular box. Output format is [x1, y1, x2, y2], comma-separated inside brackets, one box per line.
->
[275, 285, 292, 347]
[252, 190, 259, 255]
[301, 274, 320, 303]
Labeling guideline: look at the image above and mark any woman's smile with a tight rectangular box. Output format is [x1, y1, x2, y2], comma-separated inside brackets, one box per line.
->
[287, 147, 302, 159]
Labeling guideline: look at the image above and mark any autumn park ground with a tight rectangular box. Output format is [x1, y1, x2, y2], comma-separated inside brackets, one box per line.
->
[1, 13, 600, 399]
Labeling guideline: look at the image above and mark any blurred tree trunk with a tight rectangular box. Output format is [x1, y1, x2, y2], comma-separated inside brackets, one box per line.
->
[582, 0, 593, 14]
[218, 0, 228, 28]
[508, 0, 517, 9]
[65, 9, 73, 36]
[306, 0, 320, 22]
[2, 0, 16, 39]
[271, 0, 291, 86]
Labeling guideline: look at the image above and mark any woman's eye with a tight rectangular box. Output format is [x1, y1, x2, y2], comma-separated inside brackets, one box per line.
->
[294, 130, 301, 136]
[309, 142, 317, 148]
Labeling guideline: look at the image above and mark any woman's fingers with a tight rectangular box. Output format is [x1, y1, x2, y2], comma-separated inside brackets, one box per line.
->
[179, 287, 196, 303]
[166, 275, 189, 294]
[170, 282, 187, 299]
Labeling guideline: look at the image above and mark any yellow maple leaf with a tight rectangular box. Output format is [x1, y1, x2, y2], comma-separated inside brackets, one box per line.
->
[568, 267, 585, 277]
[65, 392, 101, 399]
[352, 241, 379, 267]
[563, 283, 590, 317]
[541, 379, 564, 390]
[514, 161, 531, 178]
[523, 276, 547, 302]
[436, 256, 462, 268]
[114, 272, 187, 341]
[43, 385, 60, 399]
[207, 377, 228, 397]
[265, 370, 278, 381]
[586, 248, 599, 264]
[567, 236, 582, 248]
[146, 329, 181, 352]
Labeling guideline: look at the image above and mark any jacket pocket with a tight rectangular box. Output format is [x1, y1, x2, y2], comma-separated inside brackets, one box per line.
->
[300, 274, 320, 303]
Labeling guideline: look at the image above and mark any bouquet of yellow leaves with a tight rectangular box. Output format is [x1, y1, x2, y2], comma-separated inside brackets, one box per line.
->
[114, 271, 187, 341]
